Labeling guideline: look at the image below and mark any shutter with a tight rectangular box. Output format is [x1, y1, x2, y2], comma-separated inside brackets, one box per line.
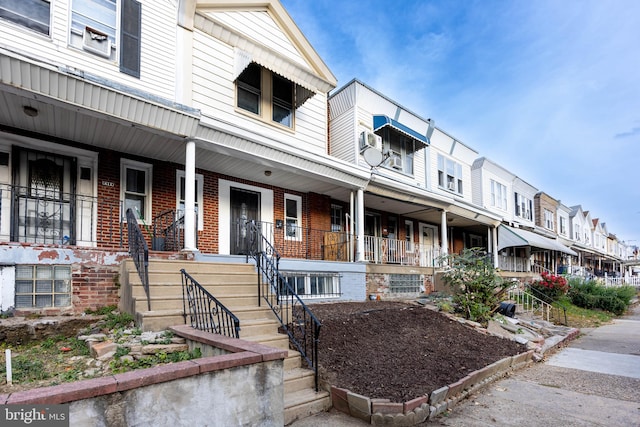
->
[120, 0, 142, 78]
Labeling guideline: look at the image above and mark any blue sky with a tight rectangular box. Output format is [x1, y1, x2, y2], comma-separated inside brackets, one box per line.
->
[281, 0, 640, 245]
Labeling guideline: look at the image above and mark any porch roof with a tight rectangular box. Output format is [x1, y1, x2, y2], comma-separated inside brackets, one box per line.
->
[373, 115, 429, 146]
[0, 49, 200, 138]
[498, 225, 577, 256]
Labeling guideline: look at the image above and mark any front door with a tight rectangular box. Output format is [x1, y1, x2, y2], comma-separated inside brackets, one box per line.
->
[419, 224, 437, 266]
[230, 187, 260, 254]
[11, 148, 76, 244]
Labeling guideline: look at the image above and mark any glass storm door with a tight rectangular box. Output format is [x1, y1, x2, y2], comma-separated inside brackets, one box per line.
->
[230, 187, 260, 254]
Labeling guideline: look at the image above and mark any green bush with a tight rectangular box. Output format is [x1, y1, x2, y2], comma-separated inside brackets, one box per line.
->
[439, 248, 507, 324]
[567, 278, 635, 315]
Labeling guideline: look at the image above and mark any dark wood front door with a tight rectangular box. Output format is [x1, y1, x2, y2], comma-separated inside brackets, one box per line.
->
[230, 187, 260, 254]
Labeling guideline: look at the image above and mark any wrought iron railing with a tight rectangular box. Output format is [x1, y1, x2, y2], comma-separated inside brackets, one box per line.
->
[2, 184, 123, 247]
[233, 220, 353, 261]
[126, 208, 150, 311]
[507, 285, 552, 322]
[245, 220, 322, 391]
[180, 269, 240, 338]
[152, 209, 191, 251]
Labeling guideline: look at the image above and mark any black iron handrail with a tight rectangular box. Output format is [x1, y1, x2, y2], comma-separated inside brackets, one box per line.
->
[180, 269, 240, 338]
[126, 208, 150, 311]
[524, 284, 568, 325]
[245, 220, 322, 391]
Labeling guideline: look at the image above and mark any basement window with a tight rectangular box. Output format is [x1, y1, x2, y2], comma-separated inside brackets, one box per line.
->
[15, 265, 72, 308]
[389, 274, 422, 294]
[281, 273, 341, 298]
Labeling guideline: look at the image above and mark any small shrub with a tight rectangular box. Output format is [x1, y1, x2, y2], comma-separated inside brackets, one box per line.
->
[530, 272, 568, 301]
[567, 278, 635, 315]
[104, 312, 135, 330]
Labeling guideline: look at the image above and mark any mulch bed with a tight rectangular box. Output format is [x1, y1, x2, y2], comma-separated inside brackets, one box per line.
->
[310, 301, 527, 402]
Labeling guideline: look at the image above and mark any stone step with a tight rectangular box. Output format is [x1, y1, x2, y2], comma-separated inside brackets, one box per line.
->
[284, 388, 331, 426]
[243, 333, 291, 350]
[284, 367, 316, 394]
[123, 260, 256, 274]
[239, 318, 281, 337]
[137, 309, 184, 332]
[284, 350, 302, 371]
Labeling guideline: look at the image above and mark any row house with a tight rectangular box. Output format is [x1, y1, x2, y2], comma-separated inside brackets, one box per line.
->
[0, 0, 632, 316]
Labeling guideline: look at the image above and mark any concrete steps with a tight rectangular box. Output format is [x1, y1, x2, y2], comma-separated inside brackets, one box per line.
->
[120, 258, 329, 424]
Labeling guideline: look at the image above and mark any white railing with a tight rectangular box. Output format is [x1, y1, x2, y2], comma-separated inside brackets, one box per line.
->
[363, 236, 441, 267]
[507, 286, 552, 322]
[498, 255, 529, 272]
[602, 275, 640, 287]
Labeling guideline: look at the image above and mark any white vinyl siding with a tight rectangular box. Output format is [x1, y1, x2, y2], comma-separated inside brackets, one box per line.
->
[0, 0, 175, 97]
[192, 28, 328, 154]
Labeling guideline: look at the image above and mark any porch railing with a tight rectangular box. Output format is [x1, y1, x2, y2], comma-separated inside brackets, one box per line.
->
[1, 184, 124, 247]
[180, 269, 240, 338]
[498, 255, 529, 272]
[245, 220, 322, 391]
[126, 208, 150, 311]
[363, 235, 442, 267]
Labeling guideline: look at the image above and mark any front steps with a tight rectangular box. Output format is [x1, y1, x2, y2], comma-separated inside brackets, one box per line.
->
[119, 259, 330, 425]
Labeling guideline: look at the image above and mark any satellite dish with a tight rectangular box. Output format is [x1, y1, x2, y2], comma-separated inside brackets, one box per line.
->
[362, 146, 384, 167]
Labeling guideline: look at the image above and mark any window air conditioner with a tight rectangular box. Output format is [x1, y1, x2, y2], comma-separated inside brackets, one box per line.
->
[389, 154, 403, 169]
[82, 27, 111, 58]
[359, 130, 382, 152]
[447, 181, 456, 191]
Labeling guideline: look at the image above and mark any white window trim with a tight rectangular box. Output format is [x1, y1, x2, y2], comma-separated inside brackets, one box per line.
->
[69, 0, 119, 60]
[284, 193, 302, 241]
[282, 272, 340, 299]
[120, 158, 152, 222]
[176, 170, 204, 231]
[405, 220, 414, 252]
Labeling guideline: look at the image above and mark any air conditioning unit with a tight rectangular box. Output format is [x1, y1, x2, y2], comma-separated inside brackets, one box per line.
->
[82, 27, 111, 58]
[359, 130, 382, 152]
[447, 181, 456, 191]
[389, 154, 403, 169]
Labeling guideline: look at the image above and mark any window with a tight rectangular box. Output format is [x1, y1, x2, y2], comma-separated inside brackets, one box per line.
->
[0, 0, 51, 35]
[574, 224, 581, 241]
[544, 209, 554, 231]
[389, 274, 422, 294]
[514, 193, 533, 221]
[69, 0, 141, 77]
[490, 180, 508, 210]
[121, 159, 152, 221]
[384, 131, 415, 175]
[437, 154, 463, 194]
[15, 265, 71, 308]
[282, 273, 340, 298]
[237, 62, 295, 128]
[405, 220, 414, 251]
[330, 204, 343, 232]
[176, 171, 204, 231]
[559, 217, 567, 236]
[284, 194, 302, 240]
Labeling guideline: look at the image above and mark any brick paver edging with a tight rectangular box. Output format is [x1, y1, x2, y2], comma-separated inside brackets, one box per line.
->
[0, 325, 287, 405]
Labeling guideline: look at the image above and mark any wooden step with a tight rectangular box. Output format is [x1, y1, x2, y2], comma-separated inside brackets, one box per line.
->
[284, 388, 331, 425]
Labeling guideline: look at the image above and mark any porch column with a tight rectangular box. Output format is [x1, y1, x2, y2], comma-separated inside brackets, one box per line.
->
[356, 188, 365, 262]
[440, 210, 448, 258]
[184, 139, 197, 251]
[492, 226, 499, 268]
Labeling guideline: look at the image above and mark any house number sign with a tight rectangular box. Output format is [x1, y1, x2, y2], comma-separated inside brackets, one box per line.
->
[102, 181, 115, 187]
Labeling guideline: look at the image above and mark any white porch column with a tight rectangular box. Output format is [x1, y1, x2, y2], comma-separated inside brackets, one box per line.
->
[356, 188, 365, 262]
[492, 226, 499, 268]
[440, 210, 448, 258]
[183, 139, 197, 251]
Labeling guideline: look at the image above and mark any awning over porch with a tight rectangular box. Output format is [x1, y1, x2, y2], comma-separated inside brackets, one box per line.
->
[373, 115, 430, 146]
[498, 225, 577, 256]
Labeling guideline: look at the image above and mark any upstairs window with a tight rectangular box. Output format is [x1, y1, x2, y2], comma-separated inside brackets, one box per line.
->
[0, 0, 51, 35]
[383, 131, 415, 175]
[490, 180, 508, 210]
[236, 62, 294, 128]
[437, 154, 463, 194]
[559, 217, 567, 236]
[514, 192, 533, 220]
[69, 0, 141, 77]
[544, 208, 554, 231]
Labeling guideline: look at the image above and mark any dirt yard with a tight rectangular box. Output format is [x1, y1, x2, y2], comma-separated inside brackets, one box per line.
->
[310, 300, 527, 402]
